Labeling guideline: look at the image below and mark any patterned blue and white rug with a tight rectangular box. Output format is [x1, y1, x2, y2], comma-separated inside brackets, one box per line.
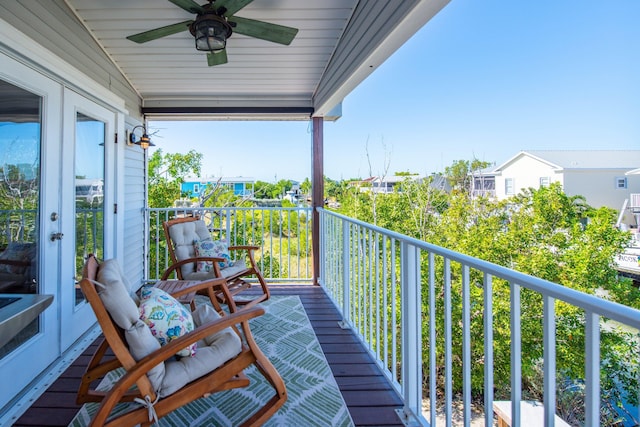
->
[69, 295, 354, 427]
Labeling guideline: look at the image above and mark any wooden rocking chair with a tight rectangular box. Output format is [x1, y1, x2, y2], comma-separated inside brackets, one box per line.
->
[76, 254, 286, 427]
[162, 216, 270, 311]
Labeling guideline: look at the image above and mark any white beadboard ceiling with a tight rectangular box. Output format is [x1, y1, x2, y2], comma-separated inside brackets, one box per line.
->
[64, 0, 449, 120]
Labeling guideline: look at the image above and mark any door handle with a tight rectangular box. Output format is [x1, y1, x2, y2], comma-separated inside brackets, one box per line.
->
[50, 232, 64, 241]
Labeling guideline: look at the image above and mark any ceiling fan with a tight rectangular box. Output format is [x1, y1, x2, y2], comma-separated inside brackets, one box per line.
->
[126, 0, 298, 66]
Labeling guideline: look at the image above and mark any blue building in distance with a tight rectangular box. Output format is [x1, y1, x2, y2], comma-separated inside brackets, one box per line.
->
[181, 176, 255, 199]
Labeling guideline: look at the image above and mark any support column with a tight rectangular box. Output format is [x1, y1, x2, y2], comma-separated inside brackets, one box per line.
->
[311, 116, 324, 285]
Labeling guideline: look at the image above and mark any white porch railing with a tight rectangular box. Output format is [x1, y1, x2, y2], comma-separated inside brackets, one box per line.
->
[145, 207, 313, 282]
[318, 208, 640, 427]
[0, 209, 37, 246]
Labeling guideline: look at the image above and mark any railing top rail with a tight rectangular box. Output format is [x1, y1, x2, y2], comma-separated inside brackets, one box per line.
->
[319, 208, 640, 329]
[146, 206, 312, 213]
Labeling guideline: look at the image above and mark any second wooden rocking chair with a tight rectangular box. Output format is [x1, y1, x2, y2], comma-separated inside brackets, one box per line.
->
[162, 216, 270, 310]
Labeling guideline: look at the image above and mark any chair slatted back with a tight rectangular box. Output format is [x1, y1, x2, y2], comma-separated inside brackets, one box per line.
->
[162, 216, 205, 279]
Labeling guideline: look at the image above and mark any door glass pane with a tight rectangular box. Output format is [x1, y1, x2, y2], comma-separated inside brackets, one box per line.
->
[0, 79, 41, 357]
[74, 113, 104, 305]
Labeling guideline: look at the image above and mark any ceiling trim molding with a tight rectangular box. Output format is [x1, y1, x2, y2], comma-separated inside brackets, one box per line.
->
[313, 0, 450, 116]
[142, 106, 314, 121]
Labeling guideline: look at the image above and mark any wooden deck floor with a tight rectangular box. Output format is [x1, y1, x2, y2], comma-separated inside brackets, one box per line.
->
[13, 285, 404, 426]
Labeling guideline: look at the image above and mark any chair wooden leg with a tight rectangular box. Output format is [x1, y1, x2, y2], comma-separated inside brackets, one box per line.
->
[238, 321, 287, 426]
[77, 338, 122, 404]
[239, 358, 287, 427]
[253, 268, 270, 302]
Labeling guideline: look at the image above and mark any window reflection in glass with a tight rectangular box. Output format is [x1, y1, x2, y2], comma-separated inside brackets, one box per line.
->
[0, 79, 42, 357]
[74, 112, 105, 305]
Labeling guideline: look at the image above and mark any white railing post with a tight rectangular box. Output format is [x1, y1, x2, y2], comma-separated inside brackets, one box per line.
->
[428, 252, 437, 427]
[225, 208, 232, 241]
[318, 209, 325, 287]
[543, 295, 556, 426]
[483, 273, 494, 427]
[510, 282, 522, 426]
[444, 258, 452, 427]
[398, 241, 421, 424]
[462, 264, 471, 427]
[585, 311, 600, 427]
[339, 219, 351, 328]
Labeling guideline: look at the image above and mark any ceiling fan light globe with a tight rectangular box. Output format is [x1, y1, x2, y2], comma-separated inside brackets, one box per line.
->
[194, 17, 230, 52]
[195, 35, 226, 51]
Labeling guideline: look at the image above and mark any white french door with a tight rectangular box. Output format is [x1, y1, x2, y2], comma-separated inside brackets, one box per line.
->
[0, 61, 118, 411]
[0, 54, 61, 410]
[60, 89, 115, 349]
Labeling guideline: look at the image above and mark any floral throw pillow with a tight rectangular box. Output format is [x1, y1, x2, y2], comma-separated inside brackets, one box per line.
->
[138, 286, 196, 357]
[194, 239, 234, 272]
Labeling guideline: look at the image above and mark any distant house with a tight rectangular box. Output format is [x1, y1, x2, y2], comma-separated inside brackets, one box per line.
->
[470, 168, 496, 198]
[75, 178, 104, 204]
[350, 174, 450, 194]
[625, 168, 640, 229]
[283, 180, 305, 203]
[353, 175, 421, 194]
[181, 176, 255, 199]
[489, 150, 640, 211]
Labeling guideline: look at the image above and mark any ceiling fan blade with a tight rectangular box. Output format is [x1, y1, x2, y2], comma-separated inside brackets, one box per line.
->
[127, 20, 193, 43]
[168, 0, 204, 14]
[213, 0, 255, 16]
[207, 49, 228, 66]
[228, 16, 298, 45]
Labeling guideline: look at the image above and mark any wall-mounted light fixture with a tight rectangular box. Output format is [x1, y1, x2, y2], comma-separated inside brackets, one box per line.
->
[128, 125, 155, 150]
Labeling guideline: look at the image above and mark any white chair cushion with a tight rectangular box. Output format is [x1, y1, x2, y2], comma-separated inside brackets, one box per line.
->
[161, 303, 241, 396]
[96, 259, 139, 330]
[219, 259, 248, 278]
[96, 259, 165, 389]
[95, 259, 240, 396]
[182, 259, 247, 281]
[125, 320, 166, 388]
[168, 220, 212, 278]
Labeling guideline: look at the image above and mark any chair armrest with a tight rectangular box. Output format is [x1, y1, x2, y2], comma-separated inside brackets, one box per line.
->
[90, 306, 266, 426]
[161, 256, 225, 279]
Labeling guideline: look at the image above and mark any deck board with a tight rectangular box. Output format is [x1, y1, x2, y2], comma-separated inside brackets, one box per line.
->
[12, 285, 404, 426]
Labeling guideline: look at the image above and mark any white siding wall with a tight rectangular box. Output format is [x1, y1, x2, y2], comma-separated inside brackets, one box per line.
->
[495, 156, 561, 199]
[122, 139, 147, 289]
[563, 170, 640, 211]
[495, 154, 640, 219]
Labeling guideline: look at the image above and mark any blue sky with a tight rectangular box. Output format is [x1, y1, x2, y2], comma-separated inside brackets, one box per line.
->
[149, 0, 640, 182]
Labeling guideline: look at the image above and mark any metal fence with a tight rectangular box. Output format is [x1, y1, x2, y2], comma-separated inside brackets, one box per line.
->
[319, 208, 640, 427]
[145, 207, 313, 282]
